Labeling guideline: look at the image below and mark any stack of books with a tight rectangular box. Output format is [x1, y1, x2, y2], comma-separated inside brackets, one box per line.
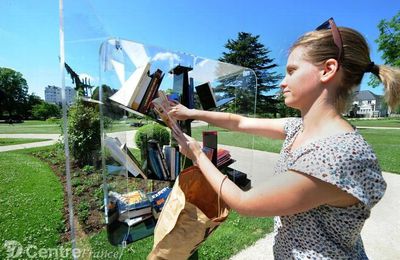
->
[109, 190, 152, 222]
[146, 140, 180, 181]
[106, 187, 172, 246]
[223, 167, 251, 191]
[217, 148, 235, 168]
[109, 62, 165, 115]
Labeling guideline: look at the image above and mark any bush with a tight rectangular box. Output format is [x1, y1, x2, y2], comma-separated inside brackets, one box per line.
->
[67, 98, 101, 166]
[46, 117, 61, 124]
[135, 123, 170, 150]
[32, 102, 61, 120]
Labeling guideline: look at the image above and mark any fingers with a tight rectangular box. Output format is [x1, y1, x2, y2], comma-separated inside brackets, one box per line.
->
[169, 100, 180, 106]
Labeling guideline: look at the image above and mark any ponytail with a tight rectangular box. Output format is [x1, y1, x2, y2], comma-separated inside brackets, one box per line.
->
[374, 65, 400, 110]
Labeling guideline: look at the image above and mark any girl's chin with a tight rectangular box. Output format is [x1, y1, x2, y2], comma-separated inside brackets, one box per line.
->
[284, 99, 299, 110]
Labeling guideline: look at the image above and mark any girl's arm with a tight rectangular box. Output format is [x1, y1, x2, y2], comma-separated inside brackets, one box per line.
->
[179, 134, 359, 217]
[169, 103, 287, 140]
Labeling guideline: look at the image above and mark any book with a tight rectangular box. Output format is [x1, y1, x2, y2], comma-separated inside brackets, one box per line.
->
[107, 215, 156, 246]
[109, 62, 151, 109]
[202, 146, 214, 161]
[110, 190, 151, 211]
[109, 190, 152, 221]
[121, 143, 145, 179]
[138, 69, 164, 114]
[163, 145, 176, 180]
[147, 187, 172, 213]
[124, 213, 153, 227]
[217, 148, 235, 168]
[147, 142, 164, 180]
[195, 82, 235, 110]
[195, 82, 217, 110]
[104, 137, 147, 179]
[152, 90, 185, 143]
[147, 140, 170, 180]
[203, 131, 218, 165]
[118, 206, 152, 221]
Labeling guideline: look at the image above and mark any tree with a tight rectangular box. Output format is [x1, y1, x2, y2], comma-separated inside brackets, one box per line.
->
[369, 11, 400, 87]
[0, 67, 28, 119]
[92, 84, 124, 119]
[219, 32, 282, 115]
[23, 93, 42, 119]
[32, 102, 61, 120]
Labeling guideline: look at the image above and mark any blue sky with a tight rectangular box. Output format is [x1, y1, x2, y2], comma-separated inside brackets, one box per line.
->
[0, 0, 399, 98]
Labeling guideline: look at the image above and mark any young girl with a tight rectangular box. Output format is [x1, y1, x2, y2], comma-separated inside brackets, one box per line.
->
[167, 18, 400, 259]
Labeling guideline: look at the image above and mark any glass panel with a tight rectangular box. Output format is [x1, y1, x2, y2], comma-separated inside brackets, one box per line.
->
[99, 38, 257, 249]
[61, 2, 257, 258]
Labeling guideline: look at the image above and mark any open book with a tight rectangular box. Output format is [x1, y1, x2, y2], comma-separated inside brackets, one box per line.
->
[151, 91, 185, 143]
[109, 62, 164, 113]
[109, 62, 151, 109]
[104, 137, 147, 179]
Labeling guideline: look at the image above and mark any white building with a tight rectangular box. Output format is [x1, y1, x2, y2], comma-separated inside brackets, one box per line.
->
[45, 85, 76, 105]
[351, 90, 387, 118]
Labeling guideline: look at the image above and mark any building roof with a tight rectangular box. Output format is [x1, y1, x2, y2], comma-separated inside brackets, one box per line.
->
[354, 90, 381, 101]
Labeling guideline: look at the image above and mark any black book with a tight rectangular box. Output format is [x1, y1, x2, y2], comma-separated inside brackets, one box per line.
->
[195, 82, 217, 110]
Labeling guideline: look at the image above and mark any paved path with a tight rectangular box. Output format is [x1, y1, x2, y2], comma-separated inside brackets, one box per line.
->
[1, 131, 399, 259]
[0, 134, 60, 152]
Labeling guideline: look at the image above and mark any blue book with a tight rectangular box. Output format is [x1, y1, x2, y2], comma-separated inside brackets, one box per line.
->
[147, 187, 172, 213]
[109, 190, 151, 212]
[147, 142, 164, 180]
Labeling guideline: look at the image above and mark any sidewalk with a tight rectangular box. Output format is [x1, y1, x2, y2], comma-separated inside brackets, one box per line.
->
[0, 131, 138, 153]
[0, 134, 60, 152]
[224, 145, 400, 260]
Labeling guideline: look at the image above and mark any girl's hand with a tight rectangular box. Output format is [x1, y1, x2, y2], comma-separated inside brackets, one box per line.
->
[168, 102, 195, 121]
[173, 132, 203, 163]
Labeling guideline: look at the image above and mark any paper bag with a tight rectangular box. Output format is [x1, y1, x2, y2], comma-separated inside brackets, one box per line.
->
[148, 166, 230, 260]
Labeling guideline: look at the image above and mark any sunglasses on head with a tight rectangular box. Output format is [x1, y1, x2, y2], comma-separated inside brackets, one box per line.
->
[315, 17, 344, 65]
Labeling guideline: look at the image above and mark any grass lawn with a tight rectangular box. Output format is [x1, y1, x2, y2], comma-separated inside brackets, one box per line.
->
[358, 128, 400, 174]
[0, 150, 64, 259]
[0, 138, 50, 146]
[192, 125, 400, 174]
[0, 120, 61, 134]
[347, 117, 400, 128]
[87, 211, 273, 260]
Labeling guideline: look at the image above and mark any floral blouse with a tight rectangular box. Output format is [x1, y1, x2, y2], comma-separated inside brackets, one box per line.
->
[273, 118, 386, 259]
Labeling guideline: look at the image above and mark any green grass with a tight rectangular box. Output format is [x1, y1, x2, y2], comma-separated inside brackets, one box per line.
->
[358, 128, 400, 174]
[192, 125, 400, 174]
[192, 126, 283, 153]
[347, 117, 400, 127]
[0, 120, 61, 134]
[0, 150, 64, 259]
[0, 138, 49, 146]
[87, 211, 273, 260]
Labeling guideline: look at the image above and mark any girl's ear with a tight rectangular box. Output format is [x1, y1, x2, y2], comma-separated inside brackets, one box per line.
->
[320, 58, 339, 83]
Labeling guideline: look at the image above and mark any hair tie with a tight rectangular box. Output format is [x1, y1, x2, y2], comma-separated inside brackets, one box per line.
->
[364, 62, 376, 73]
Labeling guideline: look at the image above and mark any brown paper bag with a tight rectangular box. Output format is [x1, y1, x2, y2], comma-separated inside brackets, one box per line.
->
[147, 166, 230, 260]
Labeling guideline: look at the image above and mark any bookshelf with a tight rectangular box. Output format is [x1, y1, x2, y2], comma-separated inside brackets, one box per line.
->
[99, 38, 257, 247]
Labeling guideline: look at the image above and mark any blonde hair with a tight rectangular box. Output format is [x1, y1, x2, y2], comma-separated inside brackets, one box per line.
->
[291, 27, 400, 113]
